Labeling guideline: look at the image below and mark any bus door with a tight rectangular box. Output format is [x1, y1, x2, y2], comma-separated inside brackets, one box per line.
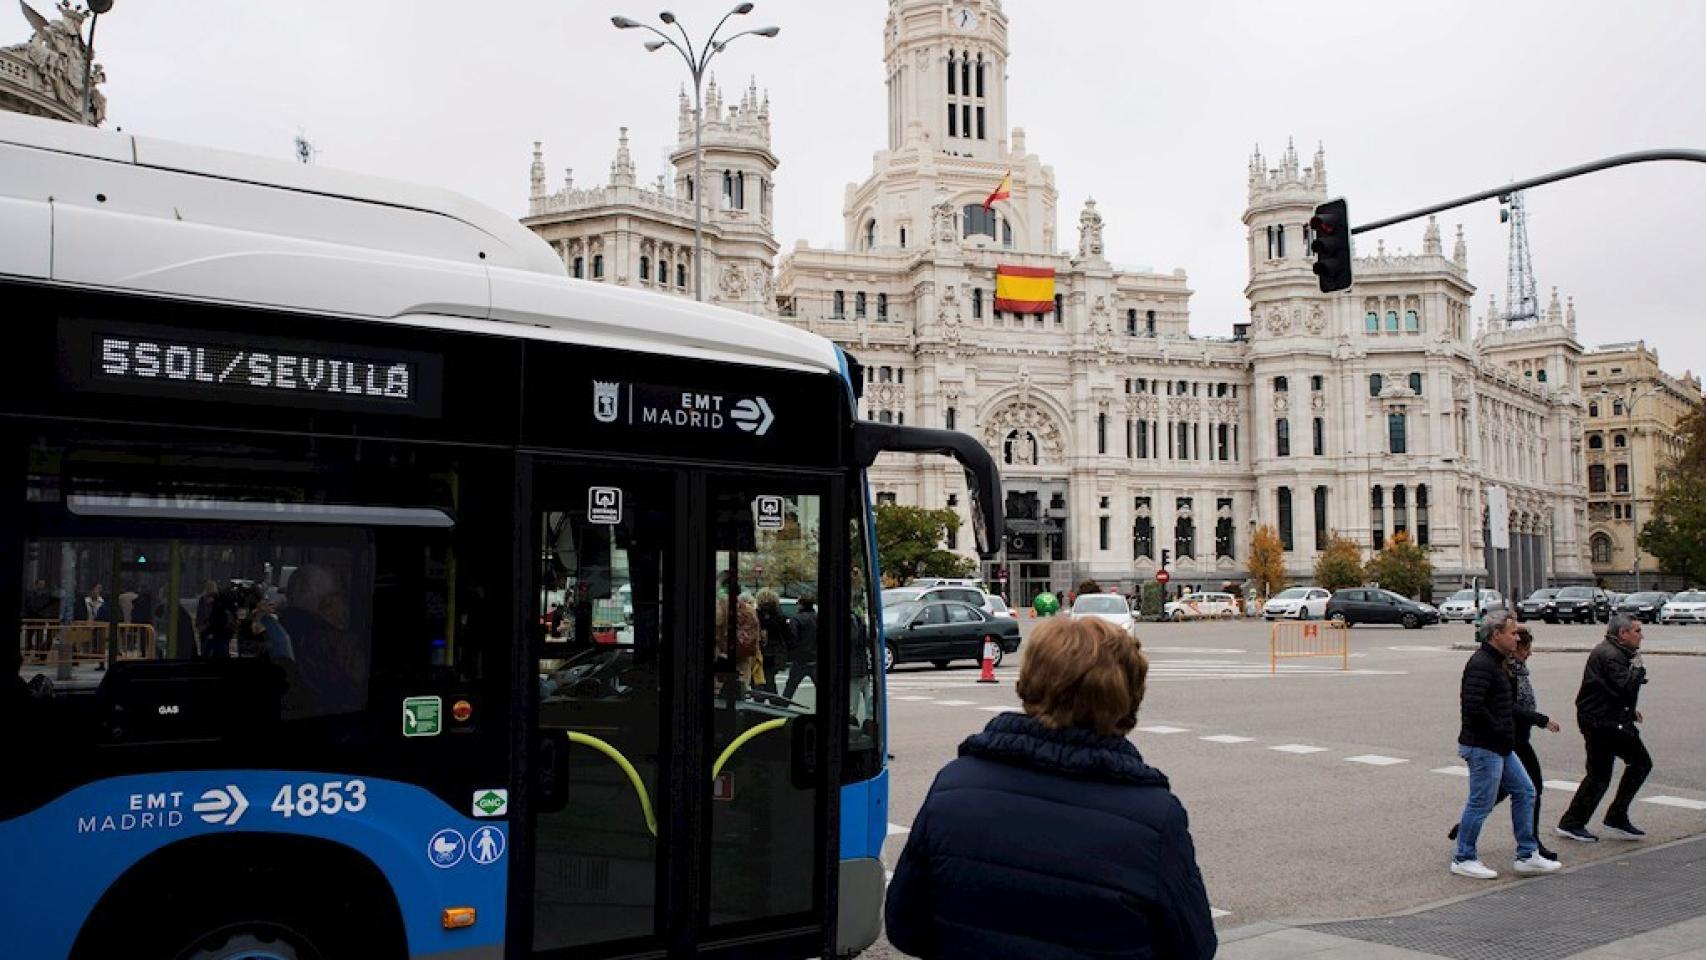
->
[524, 460, 836, 957]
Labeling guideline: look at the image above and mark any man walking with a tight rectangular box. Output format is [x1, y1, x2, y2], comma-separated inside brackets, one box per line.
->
[1557, 614, 1652, 843]
[1452, 613, 1560, 879]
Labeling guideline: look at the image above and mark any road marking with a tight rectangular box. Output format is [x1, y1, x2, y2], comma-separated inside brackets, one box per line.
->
[936, 699, 975, 706]
[1345, 754, 1409, 766]
[1270, 744, 1328, 754]
[1642, 796, 1706, 811]
[890, 695, 935, 701]
[1432, 766, 1471, 777]
[1388, 645, 1455, 652]
[1141, 646, 1247, 655]
[1137, 725, 1190, 734]
[1543, 780, 1581, 792]
[887, 822, 910, 836]
[1211, 908, 1232, 919]
[1200, 735, 1255, 744]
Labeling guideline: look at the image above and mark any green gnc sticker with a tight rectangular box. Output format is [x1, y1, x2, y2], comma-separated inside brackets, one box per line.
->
[474, 790, 509, 817]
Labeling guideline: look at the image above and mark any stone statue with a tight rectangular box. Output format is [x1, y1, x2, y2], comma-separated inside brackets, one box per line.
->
[1078, 198, 1104, 260]
[931, 190, 957, 247]
[6, 1, 105, 123]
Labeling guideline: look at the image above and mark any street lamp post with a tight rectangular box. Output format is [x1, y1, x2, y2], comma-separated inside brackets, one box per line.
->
[612, 6, 779, 302]
[1601, 383, 1665, 592]
[80, 0, 113, 126]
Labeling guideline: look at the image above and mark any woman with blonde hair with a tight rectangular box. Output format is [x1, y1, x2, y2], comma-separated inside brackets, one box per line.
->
[885, 617, 1216, 960]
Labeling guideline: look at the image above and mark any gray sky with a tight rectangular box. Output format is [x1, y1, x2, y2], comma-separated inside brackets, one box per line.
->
[10, 1, 1704, 382]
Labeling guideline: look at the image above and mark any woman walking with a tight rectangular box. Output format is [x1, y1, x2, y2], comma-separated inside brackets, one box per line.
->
[884, 616, 1216, 959]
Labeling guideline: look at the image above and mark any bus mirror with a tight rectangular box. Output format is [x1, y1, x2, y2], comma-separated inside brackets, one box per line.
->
[852, 422, 1004, 560]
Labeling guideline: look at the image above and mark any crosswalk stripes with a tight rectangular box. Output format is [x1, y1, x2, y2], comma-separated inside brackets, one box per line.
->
[1345, 755, 1409, 766]
[1270, 744, 1329, 754]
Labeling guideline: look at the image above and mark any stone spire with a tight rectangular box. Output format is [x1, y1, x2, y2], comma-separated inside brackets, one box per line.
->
[529, 141, 546, 200]
[1452, 224, 1468, 267]
[1249, 143, 1265, 185]
[1566, 295, 1577, 334]
[678, 84, 692, 138]
[705, 74, 723, 123]
[610, 127, 636, 187]
[1282, 137, 1299, 179]
[1545, 286, 1563, 324]
[1486, 293, 1500, 331]
[1312, 141, 1327, 188]
[563, 167, 574, 192]
[1423, 215, 1442, 256]
[1077, 197, 1105, 263]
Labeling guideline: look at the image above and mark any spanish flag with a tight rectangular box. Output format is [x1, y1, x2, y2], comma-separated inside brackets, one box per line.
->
[995, 265, 1055, 314]
[982, 171, 1012, 210]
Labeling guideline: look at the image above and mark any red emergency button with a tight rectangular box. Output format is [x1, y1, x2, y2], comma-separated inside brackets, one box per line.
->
[451, 700, 473, 722]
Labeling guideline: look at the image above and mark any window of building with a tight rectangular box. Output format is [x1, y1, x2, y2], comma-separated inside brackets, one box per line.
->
[1314, 486, 1329, 551]
[1537, 369, 1548, 383]
[899, 227, 907, 249]
[1127, 309, 1137, 335]
[1591, 534, 1613, 564]
[676, 263, 687, 288]
[832, 290, 846, 318]
[1311, 375, 1323, 392]
[973, 288, 983, 319]
[1003, 220, 1013, 247]
[659, 260, 670, 286]
[1274, 376, 1289, 392]
[1133, 497, 1153, 559]
[1313, 417, 1324, 456]
[1136, 419, 1150, 459]
[1386, 310, 1399, 332]
[1615, 463, 1630, 493]
[1416, 484, 1430, 546]
[1388, 412, 1407, 454]
[1216, 497, 1235, 559]
[573, 257, 584, 278]
[962, 204, 997, 238]
[1409, 372, 1423, 395]
[1277, 487, 1294, 551]
[1099, 516, 1110, 551]
[1371, 486, 1385, 551]
[855, 292, 867, 318]
[1613, 433, 1627, 448]
[947, 102, 957, 137]
[1404, 310, 1419, 332]
[1146, 310, 1156, 335]
[1613, 398, 1626, 416]
[877, 491, 897, 506]
[639, 256, 650, 282]
[1175, 422, 1187, 459]
[1217, 423, 1229, 460]
[1370, 374, 1384, 397]
[1365, 312, 1379, 333]
[1589, 402, 1600, 418]
[1275, 225, 1286, 258]
[878, 410, 893, 424]
[863, 220, 876, 250]
[1097, 413, 1108, 455]
[1392, 484, 1408, 536]
[593, 255, 605, 279]
[1276, 418, 1290, 457]
[1054, 294, 1065, 326]
[1175, 505, 1196, 560]
[1589, 434, 1603, 450]
[1588, 464, 1607, 493]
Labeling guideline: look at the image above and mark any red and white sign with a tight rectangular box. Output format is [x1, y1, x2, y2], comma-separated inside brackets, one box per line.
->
[1155, 569, 1171, 584]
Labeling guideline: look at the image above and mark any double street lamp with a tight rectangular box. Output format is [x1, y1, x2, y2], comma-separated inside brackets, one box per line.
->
[1599, 383, 1665, 592]
[81, 0, 113, 125]
[612, 5, 779, 302]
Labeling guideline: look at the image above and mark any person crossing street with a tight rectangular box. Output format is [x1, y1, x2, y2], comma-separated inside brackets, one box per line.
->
[1557, 614, 1653, 843]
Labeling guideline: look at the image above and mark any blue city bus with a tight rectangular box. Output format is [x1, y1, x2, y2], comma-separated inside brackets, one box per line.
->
[0, 112, 1001, 959]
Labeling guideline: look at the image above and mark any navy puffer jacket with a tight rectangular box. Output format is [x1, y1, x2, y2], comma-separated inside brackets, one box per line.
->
[884, 712, 1217, 960]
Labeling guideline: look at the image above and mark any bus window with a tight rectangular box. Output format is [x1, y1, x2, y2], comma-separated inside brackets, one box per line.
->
[708, 484, 822, 928]
[845, 496, 881, 783]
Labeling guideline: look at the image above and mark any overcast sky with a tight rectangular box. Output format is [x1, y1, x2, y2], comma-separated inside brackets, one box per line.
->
[10, 1, 1704, 382]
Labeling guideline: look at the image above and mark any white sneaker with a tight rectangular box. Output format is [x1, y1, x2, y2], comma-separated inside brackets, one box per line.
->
[1451, 859, 1498, 879]
[1513, 852, 1562, 873]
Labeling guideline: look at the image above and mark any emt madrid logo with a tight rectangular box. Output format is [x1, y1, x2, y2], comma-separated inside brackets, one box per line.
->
[591, 381, 775, 438]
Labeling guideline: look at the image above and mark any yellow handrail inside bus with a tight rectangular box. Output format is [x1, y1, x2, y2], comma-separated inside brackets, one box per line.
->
[563, 717, 792, 839]
[711, 718, 788, 780]
[565, 731, 659, 838]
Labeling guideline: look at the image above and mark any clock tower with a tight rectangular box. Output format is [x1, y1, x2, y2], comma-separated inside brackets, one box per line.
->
[885, 0, 1010, 162]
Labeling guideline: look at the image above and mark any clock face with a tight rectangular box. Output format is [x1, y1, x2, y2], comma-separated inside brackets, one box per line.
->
[953, 7, 979, 31]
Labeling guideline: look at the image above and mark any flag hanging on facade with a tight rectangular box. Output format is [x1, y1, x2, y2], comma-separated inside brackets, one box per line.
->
[982, 171, 1012, 210]
[995, 265, 1055, 314]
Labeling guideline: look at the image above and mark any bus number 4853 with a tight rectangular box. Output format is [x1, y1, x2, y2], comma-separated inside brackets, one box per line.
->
[270, 780, 369, 819]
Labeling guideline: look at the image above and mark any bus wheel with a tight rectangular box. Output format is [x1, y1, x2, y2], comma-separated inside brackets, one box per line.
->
[180, 924, 319, 960]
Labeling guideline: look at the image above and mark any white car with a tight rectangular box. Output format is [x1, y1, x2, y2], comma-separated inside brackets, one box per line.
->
[1070, 593, 1138, 635]
[1658, 590, 1706, 624]
[1164, 592, 1239, 621]
[986, 595, 1017, 620]
[1439, 589, 1503, 623]
[1263, 587, 1331, 620]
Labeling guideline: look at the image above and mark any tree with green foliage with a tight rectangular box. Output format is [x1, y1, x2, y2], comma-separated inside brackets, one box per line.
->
[1139, 581, 1165, 620]
[874, 503, 977, 584]
[1366, 531, 1434, 599]
[1640, 408, 1706, 584]
[1312, 532, 1366, 591]
[1248, 524, 1286, 598]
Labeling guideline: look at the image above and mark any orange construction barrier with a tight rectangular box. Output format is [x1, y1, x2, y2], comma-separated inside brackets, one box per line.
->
[1270, 620, 1348, 674]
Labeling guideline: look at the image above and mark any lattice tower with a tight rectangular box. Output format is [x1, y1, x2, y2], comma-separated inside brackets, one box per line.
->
[1501, 190, 1540, 324]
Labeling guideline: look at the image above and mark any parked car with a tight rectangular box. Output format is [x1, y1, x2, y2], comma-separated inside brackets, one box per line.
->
[1516, 588, 1559, 623]
[1552, 586, 1610, 624]
[1163, 591, 1239, 621]
[1263, 587, 1332, 621]
[1070, 593, 1139, 636]
[1658, 590, 1706, 625]
[1325, 588, 1440, 628]
[1616, 591, 1670, 624]
[986, 595, 1016, 620]
[1439, 589, 1503, 623]
[906, 577, 985, 590]
[881, 599, 1021, 671]
[883, 584, 993, 617]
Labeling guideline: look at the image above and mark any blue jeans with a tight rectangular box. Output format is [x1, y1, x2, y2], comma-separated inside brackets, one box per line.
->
[1456, 744, 1537, 862]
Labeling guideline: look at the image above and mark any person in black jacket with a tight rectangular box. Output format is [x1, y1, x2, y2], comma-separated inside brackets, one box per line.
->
[1451, 613, 1560, 879]
[781, 596, 819, 702]
[1557, 614, 1652, 842]
[1449, 625, 1561, 860]
[884, 616, 1215, 960]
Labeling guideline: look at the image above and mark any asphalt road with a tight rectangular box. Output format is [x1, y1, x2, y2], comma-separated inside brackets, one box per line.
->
[862, 616, 1706, 958]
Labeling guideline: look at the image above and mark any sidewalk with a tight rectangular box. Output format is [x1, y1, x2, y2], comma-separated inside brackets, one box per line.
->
[1219, 834, 1706, 959]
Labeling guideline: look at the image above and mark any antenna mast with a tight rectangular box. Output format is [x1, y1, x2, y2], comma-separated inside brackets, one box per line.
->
[1499, 190, 1540, 324]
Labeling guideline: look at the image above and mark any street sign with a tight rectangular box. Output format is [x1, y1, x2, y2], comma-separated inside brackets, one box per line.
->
[1155, 570, 1171, 584]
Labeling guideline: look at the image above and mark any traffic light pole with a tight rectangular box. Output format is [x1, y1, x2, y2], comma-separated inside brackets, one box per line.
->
[1351, 149, 1706, 235]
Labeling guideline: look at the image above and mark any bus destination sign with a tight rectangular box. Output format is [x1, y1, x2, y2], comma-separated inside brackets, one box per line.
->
[62, 320, 442, 417]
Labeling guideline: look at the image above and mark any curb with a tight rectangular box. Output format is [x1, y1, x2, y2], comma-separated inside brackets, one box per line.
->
[1448, 642, 1706, 657]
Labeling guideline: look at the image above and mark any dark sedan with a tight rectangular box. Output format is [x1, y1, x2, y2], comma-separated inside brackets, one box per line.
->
[1325, 588, 1440, 628]
[1552, 586, 1609, 624]
[1517, 588, 1559, 623]
[881, 600, 1021, 672]
[1616, 591, 1671, 624]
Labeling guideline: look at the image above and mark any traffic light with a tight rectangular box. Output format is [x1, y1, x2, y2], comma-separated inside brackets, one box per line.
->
[1309, 198, 1353, 293]
[1160, 548, 1171, 570]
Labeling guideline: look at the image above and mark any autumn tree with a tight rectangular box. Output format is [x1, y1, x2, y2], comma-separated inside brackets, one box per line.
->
[874, 503, 977, 583]
[1366, 531, 1434, 599]
[1248, 524, 1287, 598]
[1640, 408, 1706, 584]
[1312, 532, 1366, 591]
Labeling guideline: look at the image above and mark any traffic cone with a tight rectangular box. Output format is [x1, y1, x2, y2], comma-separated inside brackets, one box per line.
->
[977, 639, 998, 683]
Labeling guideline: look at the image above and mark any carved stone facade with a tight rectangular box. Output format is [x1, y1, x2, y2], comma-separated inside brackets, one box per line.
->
[1, 1, 106, 125]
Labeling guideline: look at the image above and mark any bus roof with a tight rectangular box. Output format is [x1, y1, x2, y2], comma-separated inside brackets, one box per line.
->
[0, 112, 841, 376]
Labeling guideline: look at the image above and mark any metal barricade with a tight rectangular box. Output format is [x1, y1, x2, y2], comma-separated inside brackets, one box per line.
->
[1270, 619, 1348, 673]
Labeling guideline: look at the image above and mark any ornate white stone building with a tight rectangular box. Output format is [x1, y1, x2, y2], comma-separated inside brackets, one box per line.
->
[524, 0, 1595, 603]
